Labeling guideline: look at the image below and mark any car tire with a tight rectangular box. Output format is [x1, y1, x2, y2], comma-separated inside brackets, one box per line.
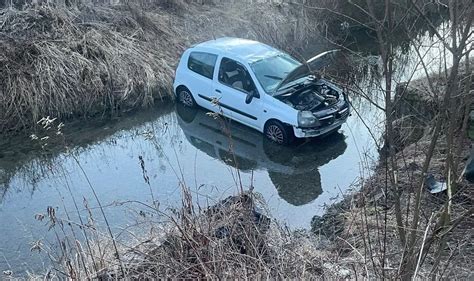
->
[264, 120, 294, 145]
[177, 87, 196, 107]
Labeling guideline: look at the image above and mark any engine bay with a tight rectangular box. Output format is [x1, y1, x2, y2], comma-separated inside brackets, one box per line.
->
[278, 82, 341, 112]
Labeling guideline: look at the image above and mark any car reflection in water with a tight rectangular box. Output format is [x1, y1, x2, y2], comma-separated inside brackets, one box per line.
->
[176, 104, 347, 206]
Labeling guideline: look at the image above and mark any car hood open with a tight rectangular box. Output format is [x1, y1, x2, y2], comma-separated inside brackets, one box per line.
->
[275, 49, 340, 92]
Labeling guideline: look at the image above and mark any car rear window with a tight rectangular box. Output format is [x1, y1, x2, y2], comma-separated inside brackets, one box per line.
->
[187, 52, 217, 79]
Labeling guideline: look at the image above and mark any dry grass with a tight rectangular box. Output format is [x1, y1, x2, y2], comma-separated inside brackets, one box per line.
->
[0, 1, 321, 134]
[0, 4, 179, 133]
[94, 193, 322, 279]
[35, 185, 350, 279]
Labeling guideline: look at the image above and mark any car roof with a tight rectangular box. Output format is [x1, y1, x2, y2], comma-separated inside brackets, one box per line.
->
[193, 37, 282, 64]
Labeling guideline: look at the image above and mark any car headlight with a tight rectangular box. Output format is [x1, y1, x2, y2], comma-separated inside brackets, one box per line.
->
[298, 111, 320, 128]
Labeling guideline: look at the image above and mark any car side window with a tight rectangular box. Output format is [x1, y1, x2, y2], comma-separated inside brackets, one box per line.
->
[218, 57, 257, 94]
[187, 52, 218, 79]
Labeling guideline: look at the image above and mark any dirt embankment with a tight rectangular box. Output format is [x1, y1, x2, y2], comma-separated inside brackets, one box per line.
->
[311, 63, 473, 278]
[0, 1, 312, 134]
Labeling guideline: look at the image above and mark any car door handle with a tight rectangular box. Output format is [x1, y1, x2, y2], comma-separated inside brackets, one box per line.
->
[215, 89, 221, 93]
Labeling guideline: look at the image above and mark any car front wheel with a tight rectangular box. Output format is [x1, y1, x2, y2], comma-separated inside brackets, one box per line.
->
[177, 87, 196, 107]
[264, 120, 294, 145]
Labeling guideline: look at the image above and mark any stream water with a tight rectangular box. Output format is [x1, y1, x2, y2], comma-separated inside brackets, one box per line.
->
[0, 23, 453, 275]
[0, 96, 383, 275]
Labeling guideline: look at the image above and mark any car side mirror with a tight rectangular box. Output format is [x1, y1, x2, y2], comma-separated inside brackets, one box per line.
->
[245, 90, 259, 104]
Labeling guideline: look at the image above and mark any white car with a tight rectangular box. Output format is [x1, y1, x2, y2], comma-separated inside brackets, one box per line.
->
[173, 37, 350, 144]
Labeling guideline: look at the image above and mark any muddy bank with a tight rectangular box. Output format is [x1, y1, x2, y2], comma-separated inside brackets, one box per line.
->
[310, 63, 473, 278]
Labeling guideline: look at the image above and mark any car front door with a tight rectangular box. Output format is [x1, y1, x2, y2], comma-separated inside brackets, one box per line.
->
[214, 57, 263, 130]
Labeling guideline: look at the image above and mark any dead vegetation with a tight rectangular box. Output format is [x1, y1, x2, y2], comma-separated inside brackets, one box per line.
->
[326, 134, 473, 279]
[0, 4, 175, 133]
[95, 193, 325, 279]
[35, 186, 351, 279]
[0, 0, 310, 134]
[311, 61, 474, 278]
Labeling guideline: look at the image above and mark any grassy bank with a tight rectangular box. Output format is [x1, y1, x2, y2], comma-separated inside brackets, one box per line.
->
[0, 0, 447, 134]
[0, 1, 314, 134]
[0, 4, 175, 133]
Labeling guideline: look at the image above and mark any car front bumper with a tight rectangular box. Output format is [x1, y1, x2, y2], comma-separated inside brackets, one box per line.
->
[293, 109, 349, 138]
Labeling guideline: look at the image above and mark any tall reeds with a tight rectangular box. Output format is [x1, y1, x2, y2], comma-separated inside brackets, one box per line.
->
[0, 4, 175, 133]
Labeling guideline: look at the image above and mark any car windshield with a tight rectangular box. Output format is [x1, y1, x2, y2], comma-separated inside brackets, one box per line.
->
[250, 53, 301, 93]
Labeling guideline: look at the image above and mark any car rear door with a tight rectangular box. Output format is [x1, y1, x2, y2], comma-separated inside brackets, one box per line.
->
[213, 57, 263, 130]
[185, 51, 219, 110]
